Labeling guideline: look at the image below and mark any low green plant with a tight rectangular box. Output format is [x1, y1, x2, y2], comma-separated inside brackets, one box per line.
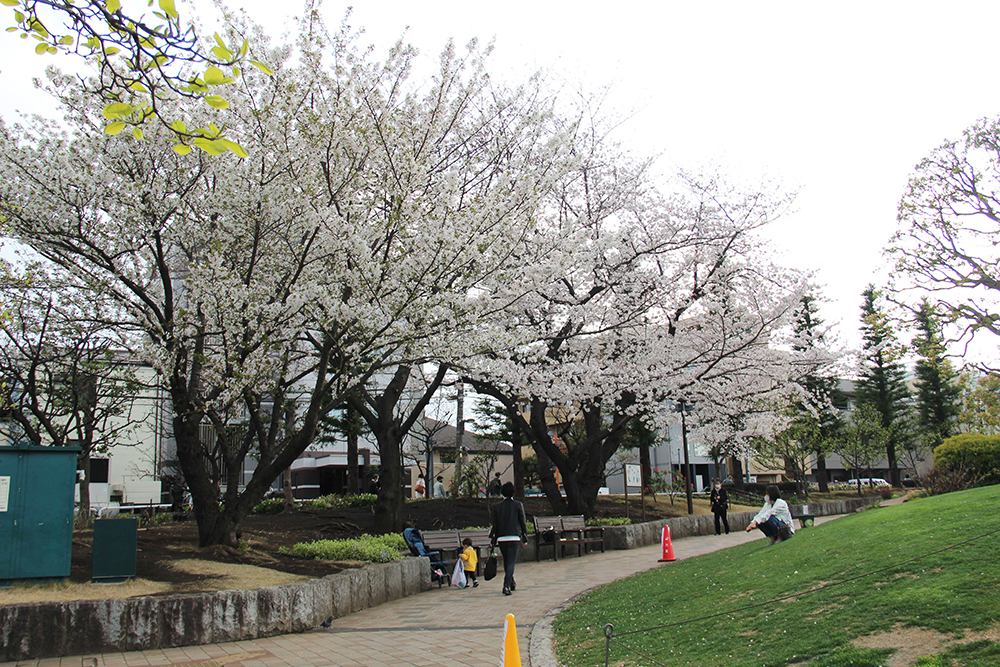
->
[308, 493, 378, 509]
[553, 484, 1000, 666]
[586, 517, 631, 526]
[250, 498, 285, 515]
[152, 512, 174, 526]
[280, 534, 403, 563]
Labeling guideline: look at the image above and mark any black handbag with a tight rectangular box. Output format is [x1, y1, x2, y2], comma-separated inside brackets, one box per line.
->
[483, 549, 498, 581]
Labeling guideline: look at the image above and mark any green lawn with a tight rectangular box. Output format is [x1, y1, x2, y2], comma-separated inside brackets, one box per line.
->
[552, 485, 1000, 667]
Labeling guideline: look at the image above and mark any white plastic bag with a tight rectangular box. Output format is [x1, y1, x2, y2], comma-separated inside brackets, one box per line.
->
[452, 559, 467, 588]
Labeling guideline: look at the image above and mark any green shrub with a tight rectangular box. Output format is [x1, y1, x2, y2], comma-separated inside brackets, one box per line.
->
[933, 433, 1000, 480]
[280, 534, 403, 563]
[307, 493, 379, 509]
[586, 517, 632, 526]
[251, 498, 285, 515]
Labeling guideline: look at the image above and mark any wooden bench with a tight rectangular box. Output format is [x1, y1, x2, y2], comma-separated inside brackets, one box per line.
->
[421, 529, 494, 574]
[532, 515, 605, 561]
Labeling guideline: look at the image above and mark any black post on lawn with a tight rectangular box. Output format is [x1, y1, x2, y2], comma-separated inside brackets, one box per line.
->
[604, 623, 614, 667]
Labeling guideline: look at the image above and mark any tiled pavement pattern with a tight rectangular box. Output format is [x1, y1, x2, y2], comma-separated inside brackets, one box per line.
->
[3, 515, 849, 667]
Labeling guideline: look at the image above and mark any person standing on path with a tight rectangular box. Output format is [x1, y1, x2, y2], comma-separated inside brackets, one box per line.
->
[433, 475, 446, 498]
[489, 482, 527, 596]
[710, 480, 730, 535]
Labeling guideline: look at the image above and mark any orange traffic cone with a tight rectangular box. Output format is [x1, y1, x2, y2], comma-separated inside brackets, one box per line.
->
[501, 613, 522, 667]
[658, 525, 676, 562]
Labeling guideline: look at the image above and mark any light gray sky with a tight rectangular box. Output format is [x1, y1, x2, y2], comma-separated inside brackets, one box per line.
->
[3, 0, 999, 362]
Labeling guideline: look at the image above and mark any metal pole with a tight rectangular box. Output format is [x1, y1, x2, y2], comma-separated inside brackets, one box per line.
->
[623, 464, 629, 520]
[681, 401, 693, 515]
[604, 623, 614, 667]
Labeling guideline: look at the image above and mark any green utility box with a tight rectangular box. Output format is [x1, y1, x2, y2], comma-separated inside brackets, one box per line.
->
[92, 517, 138, 582]
[0, 444, 80, 584]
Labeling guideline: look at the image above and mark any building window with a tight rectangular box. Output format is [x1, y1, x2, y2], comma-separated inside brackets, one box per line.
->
[89, 458, 110, 483]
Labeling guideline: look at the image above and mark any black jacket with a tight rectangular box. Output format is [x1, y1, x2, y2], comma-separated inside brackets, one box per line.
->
[710, 487, 729, 513]
[489, 497, 528, 543]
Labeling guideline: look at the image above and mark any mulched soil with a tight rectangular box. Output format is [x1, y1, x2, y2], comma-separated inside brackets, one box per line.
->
[69, 495, 684, 590]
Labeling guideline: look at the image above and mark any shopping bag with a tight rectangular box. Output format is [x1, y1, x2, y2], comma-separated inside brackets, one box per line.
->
[452, 559, 467, 588]
[483, 549, 498, 581]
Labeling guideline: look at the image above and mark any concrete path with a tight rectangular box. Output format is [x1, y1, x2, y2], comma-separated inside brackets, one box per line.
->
[2, 516, 848, 667]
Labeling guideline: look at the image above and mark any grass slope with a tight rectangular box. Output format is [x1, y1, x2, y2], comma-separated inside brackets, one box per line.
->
[553, 485, 1000, 667]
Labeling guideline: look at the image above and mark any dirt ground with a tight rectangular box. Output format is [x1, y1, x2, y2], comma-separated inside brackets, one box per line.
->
[0, 494, 752, 604]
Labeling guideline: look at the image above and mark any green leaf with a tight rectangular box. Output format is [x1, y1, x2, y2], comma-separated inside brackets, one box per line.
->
[102, 102, 133, 119]
[129, 81, 148, 93]
[34, 42, 47, 54]
[14, 10, 24, 21]
[248, 60, 273, 76]
[59, 35, 74, 45]
[158, 0, 177, 18]
[204, 66, 226, 85]
[219, 139, 248, 159]
[0, 0, 21, 7]
[104, 122, 126, 135]
[132, 127, 144, 140]
[169, 120, 187, 133]
[204, 95, 230, 109]
[207, 122, 220, 135]
[106, 0, 120, 12]
[192, 137, 226, 155]
[214, 32, 226, 50]
[211, 46, 232, 61]
[239, 38, 248, 56]
[172, 144, 192, 155]
[104, 46, 120, 55]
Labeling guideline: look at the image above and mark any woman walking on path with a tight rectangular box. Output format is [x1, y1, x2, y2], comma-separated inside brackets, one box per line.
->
[489, 482, 528, 596]
[710, 480, 730, 535]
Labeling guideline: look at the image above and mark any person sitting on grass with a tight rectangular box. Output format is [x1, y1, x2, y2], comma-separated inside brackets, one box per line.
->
[745, 484, 795, 546]
[459, 537, 479, 588]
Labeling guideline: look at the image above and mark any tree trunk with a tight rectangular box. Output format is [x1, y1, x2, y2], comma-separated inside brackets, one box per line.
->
[731, 458, 744, 490]
[372, 428, 404, 534]
[534, 442, 566, 514]
[639, 443, 652, 495]
[347, 417, 360, 495]
[886, 441, 901, 487]
[511, 416, 525, 498]
[816, 453, 829, 492]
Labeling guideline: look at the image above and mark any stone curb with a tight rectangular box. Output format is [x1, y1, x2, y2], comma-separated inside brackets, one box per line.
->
[0, 556, 433, 663]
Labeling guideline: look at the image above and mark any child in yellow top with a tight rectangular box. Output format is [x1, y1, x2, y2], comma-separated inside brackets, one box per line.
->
[459, 537, 479, 588]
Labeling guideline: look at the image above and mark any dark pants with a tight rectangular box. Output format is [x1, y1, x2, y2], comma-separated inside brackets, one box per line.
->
[757, 515, 785, 538]
[498, 541, 519, 591]
[714, 510, 730, 535]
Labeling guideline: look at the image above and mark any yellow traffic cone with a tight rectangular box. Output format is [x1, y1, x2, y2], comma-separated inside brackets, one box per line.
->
[501, 613, 521, 667]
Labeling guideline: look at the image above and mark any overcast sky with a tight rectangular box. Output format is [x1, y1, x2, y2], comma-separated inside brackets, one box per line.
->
[3, 0, 999, 363]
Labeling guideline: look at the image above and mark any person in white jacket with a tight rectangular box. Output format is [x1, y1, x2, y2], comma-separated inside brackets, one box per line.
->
[746, 485, 795, 546]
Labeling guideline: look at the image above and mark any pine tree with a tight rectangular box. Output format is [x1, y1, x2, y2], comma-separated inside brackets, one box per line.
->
[912, 299, 961, 451]
[789, 294, 845, 492]
[855, 285, 911, 486]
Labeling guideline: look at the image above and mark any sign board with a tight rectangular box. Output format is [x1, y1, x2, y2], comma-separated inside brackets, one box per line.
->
[0, 476, 9, 512]
[625, 464, 641, 489]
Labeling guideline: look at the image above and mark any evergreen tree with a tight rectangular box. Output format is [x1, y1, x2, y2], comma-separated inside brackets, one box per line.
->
[789, 294, 845, 492]
[912, 299, 961, 450]
[855, 285, 911, 486]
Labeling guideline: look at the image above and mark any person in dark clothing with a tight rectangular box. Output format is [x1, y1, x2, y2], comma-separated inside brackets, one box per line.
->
[486, 472, 502, 498]
[710, 480, 730, 535]
[489, 482, 527, 596]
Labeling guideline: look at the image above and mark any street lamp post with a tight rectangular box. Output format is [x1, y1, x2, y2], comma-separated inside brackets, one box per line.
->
[679, 399, 693, 515]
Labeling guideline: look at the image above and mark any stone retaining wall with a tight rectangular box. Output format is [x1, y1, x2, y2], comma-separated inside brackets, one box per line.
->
[0, 556, 432, 662]
[600, 496, 881, 550]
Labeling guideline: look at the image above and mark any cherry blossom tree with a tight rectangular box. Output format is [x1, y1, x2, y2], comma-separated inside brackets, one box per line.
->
[0, 16, 569, 544]
[464, 125, 808, 516]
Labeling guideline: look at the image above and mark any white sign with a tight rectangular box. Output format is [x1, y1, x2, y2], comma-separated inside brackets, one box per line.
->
[625, 464, 642, 489]
[0, 476, 9, 513]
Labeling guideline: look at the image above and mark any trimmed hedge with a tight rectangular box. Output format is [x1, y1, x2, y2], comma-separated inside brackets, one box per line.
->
[934, 433, 1000, 480]
[280, 534, 405, 563]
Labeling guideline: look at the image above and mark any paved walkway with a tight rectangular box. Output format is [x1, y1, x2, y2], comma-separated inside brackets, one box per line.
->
[3, 515, 850, 667]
